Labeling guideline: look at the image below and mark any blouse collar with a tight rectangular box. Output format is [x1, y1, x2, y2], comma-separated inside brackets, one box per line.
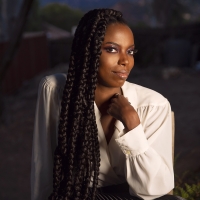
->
[94, 81, 138, 133]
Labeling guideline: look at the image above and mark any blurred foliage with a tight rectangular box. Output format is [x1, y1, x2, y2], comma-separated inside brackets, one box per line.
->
[25, 0, 42, 32]
[133, 21, 149, 29]
[24, 0, 198, 32]
[40, 3, 83, 32]
[152, 0, 191, 27]
[174, 183, 200, 200]
[25, 1, 83, 32]
[174, 153, 200, 200]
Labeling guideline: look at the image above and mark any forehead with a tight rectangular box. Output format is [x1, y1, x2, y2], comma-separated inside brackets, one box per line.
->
[103, 23, 134, 45]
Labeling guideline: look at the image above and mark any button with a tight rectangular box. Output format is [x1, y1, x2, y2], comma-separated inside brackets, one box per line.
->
[124, 149, 131, 155]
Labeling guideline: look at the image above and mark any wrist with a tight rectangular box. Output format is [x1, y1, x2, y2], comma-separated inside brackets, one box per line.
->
[121, 110, 140, 132]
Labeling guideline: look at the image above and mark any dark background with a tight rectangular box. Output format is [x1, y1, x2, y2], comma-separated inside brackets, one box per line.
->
[0, 0, 200, 199]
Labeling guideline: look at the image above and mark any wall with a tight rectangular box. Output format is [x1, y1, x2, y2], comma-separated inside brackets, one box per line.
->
[0, 32, 50, 94]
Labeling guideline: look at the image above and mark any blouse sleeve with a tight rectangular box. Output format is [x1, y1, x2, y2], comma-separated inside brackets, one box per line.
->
[115, 99, 174, 200]
[31, 76, 63, 200]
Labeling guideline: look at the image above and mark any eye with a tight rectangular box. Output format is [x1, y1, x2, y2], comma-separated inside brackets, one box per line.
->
[128, 49, 138, 56]
[105, 47, 118, 53]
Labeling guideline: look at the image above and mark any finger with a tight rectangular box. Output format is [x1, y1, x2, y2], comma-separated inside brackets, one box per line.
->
[125, 97, 131, 104]
[107, 107, 111, 115]
[110, 97, 117, 103]
[114, 93, 121, 98]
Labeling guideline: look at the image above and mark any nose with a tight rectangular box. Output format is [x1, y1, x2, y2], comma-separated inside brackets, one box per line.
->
[118, 52, 129, 66]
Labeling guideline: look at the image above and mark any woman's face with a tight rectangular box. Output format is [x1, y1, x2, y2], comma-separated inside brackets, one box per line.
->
[97, 23, 135, 88]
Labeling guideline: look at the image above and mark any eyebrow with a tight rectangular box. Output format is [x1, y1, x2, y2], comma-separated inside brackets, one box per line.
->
[104, 42, 135, 48]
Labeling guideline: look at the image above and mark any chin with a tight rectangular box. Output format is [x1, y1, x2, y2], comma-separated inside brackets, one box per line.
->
[97, 78, 126, 88]
[113, 80, 126, 88]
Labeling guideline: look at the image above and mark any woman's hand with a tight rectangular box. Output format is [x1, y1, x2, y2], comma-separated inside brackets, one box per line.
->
[107, 93, 140, 131]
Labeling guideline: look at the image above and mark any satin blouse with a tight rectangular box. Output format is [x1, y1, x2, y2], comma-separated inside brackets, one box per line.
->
[31, 73, 174, 200]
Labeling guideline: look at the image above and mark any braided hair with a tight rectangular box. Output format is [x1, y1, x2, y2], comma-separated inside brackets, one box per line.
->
[49, 9, 127, 200]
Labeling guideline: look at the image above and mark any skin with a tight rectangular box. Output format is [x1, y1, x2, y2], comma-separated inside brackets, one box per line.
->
[95, 23, 140, 143]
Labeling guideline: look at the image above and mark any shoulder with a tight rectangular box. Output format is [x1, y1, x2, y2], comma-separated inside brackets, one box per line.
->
[123, 81, 169, 108]
[37, 73, 67, 101]
[39, 73, 67, 90]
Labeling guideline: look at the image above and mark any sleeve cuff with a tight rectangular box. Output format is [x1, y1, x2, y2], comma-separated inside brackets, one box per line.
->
[115, 124, 149, 157]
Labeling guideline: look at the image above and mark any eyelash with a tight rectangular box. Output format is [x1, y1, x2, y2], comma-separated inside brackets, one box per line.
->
[105, 47, 138, 56]
[128, 49, 138, 55]
[105, 47, 118, 53]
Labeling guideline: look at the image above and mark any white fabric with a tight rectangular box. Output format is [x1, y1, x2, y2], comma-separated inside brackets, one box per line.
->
[31, 73, 174, 200]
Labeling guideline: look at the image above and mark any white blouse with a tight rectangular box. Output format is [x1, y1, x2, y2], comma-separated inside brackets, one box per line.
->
[31, 73, 174, 200]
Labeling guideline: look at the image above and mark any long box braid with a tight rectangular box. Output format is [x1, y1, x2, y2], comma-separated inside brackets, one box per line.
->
[48, 8, 127, 200]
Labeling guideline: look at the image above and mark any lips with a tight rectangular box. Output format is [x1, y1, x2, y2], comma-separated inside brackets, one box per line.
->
[113, 70, 129, 80]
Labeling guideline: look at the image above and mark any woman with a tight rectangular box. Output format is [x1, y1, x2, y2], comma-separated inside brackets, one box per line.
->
[31, 9, 184, 200]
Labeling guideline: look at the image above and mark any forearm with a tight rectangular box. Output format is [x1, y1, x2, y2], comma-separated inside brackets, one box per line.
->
[121, 109, 140, 132]
[127, 150, 174, 199]
[115, 103, 174, 199]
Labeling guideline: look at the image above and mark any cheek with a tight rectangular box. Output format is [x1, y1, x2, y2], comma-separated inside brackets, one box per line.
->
[127, 56, 134, 69]
[98, 58, 114, 82]
[98, 65, 111, 79]
[99, 52, 118, 66]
